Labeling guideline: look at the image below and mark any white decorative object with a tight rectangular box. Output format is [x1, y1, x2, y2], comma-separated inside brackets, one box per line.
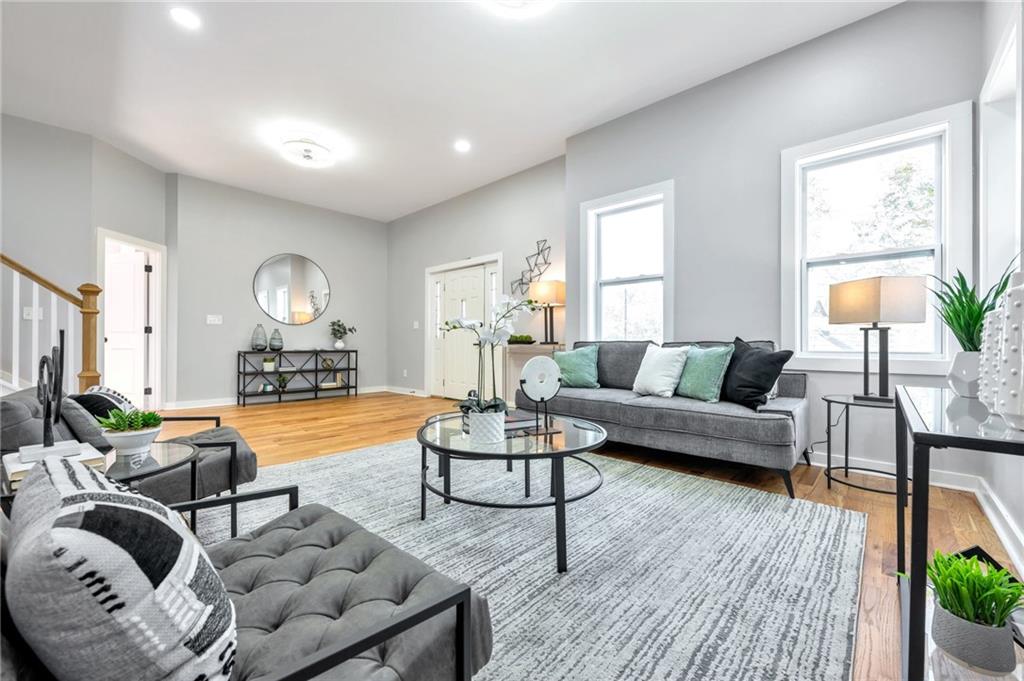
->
[103, 426, 162, 458]
[18, 440, 81, 463]
[995, 272, 1024, 430]
[468, 412, 505, 445]
[521, 356, 561, 402]
[632, 346, 689, 397]
[977, 306, 1003, 411]
[334, 339, 346, 350]
[946, 351, 981, 397]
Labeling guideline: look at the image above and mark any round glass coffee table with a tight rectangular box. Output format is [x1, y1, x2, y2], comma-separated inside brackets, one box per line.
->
[417, 413, 607, 573]
[104, 441, 199, 483]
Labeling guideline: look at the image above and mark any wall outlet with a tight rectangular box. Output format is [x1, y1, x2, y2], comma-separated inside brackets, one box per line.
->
[412, 320, 420, 330]
[206, 314, 223, 325]
[403, 369, 408, 377]
[22, 307, 42, 321]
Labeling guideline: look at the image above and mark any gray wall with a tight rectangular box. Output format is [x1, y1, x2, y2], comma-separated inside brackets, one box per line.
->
[386, 157, 565, 391]
[91, 138, 166, 246]
[168, 174, 389, 403]
[983, 0, 1021, 68]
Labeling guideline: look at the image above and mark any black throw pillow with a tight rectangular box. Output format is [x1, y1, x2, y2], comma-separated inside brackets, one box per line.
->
[69, 386, 137, 420]
[721, 337, 793, 409]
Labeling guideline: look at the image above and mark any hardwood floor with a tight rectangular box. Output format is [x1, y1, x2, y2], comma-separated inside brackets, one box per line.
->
[163, 392, 1015, 681]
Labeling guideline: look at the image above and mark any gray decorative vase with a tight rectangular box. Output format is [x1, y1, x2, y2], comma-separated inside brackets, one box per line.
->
[269, 328, 284, 351]
[251, 324, 268, 351]
[931, 598, 1016, 674]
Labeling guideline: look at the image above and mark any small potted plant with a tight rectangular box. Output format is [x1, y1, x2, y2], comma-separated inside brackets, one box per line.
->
[97, 409, 164, 458]
[262, 356, 276, 372]
[508, 334, 535, 345]
[329, 320, 357, 350]
[276, 374, 291, 392]
[927, 550, 1023, 673]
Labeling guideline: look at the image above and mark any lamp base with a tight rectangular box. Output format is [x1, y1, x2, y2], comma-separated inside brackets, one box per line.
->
[853, 394, 894, 404]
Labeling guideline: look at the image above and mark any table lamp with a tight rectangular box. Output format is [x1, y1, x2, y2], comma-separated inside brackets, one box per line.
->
[528, 280, 565, 345]
[828, 275, 926, 403]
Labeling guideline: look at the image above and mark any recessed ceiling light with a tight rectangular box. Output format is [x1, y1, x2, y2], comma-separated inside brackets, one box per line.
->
[169, 7, 201, 30]
[281, 139, 335, 169]
[259, 121, 355, 169]
[480, 0, 558, 20]
[453, 139, 472, 154]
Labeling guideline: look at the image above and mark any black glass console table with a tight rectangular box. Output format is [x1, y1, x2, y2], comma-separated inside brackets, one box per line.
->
[895, 385, 1024, 681]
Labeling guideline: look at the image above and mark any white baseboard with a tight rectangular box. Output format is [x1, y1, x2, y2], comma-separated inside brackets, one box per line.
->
[381, 386, 431, 397]
[807, 447, 1024, 571]
[163, 385, 428, 410]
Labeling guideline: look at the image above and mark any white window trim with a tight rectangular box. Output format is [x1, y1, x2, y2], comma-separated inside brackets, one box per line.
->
[578, 180, 675, 343]
[780, 101, 973, 376]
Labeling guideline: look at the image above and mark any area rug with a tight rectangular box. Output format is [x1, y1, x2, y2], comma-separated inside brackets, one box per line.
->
[196, 440, 866, 681]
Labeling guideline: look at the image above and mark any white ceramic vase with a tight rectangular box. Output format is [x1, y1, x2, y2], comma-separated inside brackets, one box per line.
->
[333, 339, 346, 350]
[468, 412, 505, 445]
[977, 306, 1003, 411]
[996, 272, 1024, 430]
[103, 426, 162, 458]
[946, 351, 980, 397]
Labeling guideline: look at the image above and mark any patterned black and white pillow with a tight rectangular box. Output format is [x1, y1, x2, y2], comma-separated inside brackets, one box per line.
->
[6, 457, 236, 681]
[70, 385, 137, 421]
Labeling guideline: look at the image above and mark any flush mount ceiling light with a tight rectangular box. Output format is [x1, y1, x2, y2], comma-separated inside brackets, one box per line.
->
[169, 7, 201, 30]
[259, 121, 355, 169]
[453, 138, 472, 154]
[281, 138, 334, 168]
[480, 0, 558, 20]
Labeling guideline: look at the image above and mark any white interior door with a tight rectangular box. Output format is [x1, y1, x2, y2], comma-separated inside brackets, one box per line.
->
[103, 244, 147, 406]
[429, 273, 445, 396]
[441, 265, 486, 400]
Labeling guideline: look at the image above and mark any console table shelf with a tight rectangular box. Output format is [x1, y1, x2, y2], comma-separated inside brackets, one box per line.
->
[237, 349, 358, 406]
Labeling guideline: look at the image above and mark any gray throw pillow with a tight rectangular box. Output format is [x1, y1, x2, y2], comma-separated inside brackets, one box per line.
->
[58, 398, 111, 452]
[6, 456, 236, 681]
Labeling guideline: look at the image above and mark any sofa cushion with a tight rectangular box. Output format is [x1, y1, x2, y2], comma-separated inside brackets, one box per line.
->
[619, 395, 795, 446]
[632, 345, 688, 397]
[6, 456, 237, 681]
[574, 341, 654, 390]
[517, 387, 637, 425]
[665, 339, 776, 352]
[553, 345, 600, 388]
[135, 426, 258, 504]
[207, 504, 492, 681]
[721, 337, 793, 409]
[674, 344, 734, 402]
[0, 388, 102, 454]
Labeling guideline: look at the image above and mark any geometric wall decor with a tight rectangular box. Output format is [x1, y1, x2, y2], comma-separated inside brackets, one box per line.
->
[510, 239, 551, 296]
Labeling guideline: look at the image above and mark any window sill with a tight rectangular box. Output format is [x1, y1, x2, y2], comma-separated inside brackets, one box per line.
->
[787, 354, 951, 377]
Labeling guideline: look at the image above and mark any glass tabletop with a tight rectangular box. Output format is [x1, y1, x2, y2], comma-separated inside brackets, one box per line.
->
[104, 441, 198, 481]
[902, 385, 1024, 446]
[418, 413, 607, 458]
[822, 394, 896, 409]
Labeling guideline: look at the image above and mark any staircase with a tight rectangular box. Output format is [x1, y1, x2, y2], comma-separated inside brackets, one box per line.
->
[1, 253, 102, 394]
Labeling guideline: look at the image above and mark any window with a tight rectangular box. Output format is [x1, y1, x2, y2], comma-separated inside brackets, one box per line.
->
[580, 181, 674, 342]
[781, 101, 973, 370]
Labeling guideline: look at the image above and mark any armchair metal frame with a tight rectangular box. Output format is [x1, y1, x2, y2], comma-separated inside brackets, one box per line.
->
[161, 415, 239, 535]
[169, 485, 474, 681]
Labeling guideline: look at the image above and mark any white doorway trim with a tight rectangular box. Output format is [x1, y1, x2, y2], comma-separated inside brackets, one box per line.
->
[423, 252, 503, 396]
[96, 228, 167, 408]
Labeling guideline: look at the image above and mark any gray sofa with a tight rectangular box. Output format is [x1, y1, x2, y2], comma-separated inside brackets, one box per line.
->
[0, 387, 258, 504]
[516, 340, 811, 496]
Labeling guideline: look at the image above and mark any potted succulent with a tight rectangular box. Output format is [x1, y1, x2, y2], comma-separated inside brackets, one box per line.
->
[262, 356, 276, 372]
[443, 296, 538, 444]
[329, 320, 357, 350]
[98, 409, 164, 457]
[276, 374, 291, 392]
[927, 550, 1023, 673]
[508, 334, 535, 345]
[929, 261, 1015, 398]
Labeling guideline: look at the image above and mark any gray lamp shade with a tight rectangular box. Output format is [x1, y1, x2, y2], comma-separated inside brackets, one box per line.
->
[828, 276, 926, 325]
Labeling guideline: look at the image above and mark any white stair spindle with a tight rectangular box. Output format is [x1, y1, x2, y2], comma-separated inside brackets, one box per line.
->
[50, 290, 58, 350]
[11, 273, 20, 388]
[67, 301, 76, 393]
[31, 282, 39, 376]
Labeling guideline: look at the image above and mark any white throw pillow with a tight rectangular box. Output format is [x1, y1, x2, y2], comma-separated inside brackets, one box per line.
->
[633, 345, 688, 397]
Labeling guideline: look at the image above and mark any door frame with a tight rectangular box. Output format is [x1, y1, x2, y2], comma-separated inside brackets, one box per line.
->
[423, 252, 502, 397]
[96, 228, 167, 409]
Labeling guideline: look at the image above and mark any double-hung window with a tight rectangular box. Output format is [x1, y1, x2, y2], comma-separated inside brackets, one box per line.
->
[580, 181, 675, 342]
[781, 102, 973, 370]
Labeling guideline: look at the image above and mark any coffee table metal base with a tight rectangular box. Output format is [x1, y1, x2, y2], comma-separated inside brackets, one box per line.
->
[419, 446, 603, 573]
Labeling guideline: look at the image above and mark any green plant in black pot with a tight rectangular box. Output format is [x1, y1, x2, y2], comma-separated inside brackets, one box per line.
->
[926, 550, 1022, 673]
[276, 374, 291, 391]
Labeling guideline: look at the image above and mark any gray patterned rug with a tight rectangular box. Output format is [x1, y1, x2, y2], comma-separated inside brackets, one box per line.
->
[197, 440, 866, 681]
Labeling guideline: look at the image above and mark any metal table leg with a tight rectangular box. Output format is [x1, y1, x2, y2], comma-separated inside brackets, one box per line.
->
[895, 399, 908, 576]
[524, 459, 531, 498]
[506, 457, 513, 472]
[421, 445, 427, 521]
[553, 457, 567, 573]
[826, 401, 832, 489]
[844, 406, 851, 477]
[907, 443, 931, 681]
[442, 454, 451, 505]
[189, 460, 198, 530]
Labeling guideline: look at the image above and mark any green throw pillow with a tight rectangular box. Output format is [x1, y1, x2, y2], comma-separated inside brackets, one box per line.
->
[553, 345, 600, 388]
[676, 345, 734, 402]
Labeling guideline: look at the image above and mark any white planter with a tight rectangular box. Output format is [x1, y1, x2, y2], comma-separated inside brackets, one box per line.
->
[103, 426, 162, 458]
[978, 306, 1003, 411]
[333, 339, 346, 350]
[468, 412, 505, 445]
[931, 598, 1016, 674]
[997, 272, 1024, 430]
[946, 351, 981, 398]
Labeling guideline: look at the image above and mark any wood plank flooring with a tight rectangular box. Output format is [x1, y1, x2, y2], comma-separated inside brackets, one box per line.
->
[163, 392, 1016, 681]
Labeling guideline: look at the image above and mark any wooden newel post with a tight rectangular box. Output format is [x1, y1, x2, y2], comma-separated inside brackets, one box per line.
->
[77, 283, 102, 392]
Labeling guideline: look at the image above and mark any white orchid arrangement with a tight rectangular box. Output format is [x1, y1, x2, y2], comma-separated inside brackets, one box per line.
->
[442, 295, 539, 414]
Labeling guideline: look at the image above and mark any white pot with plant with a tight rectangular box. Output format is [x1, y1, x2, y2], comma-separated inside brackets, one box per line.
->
[925, 550, 1022, 674]
[443, 295, 538, 445]
[329, 320, 356, 350]
[930, 263, 1015, 398]
[262, 356, 276, 372]
[98, 409, 164, 457]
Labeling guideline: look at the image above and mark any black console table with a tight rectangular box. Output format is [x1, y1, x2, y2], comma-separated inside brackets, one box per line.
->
[237, 349, 358, 406]
[895, 385, 1024, 681]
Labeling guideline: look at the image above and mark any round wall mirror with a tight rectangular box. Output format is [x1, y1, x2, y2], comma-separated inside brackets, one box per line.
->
[253, 253, 330, 325]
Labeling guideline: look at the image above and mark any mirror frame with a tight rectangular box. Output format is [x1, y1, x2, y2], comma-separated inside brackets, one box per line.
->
[252, 252, 331, 326]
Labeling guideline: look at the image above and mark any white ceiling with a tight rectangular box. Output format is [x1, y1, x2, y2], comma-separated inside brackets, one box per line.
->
[2, 1, 896, 223]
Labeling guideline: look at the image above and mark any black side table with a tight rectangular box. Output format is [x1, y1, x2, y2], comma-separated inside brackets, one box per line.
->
[823, 394, 903, 495]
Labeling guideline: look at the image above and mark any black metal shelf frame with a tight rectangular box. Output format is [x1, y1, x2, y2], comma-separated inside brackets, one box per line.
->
[237, 349, 358, 406]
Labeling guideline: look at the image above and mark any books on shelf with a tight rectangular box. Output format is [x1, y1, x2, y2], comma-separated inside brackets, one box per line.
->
[4, 443, 105, 491]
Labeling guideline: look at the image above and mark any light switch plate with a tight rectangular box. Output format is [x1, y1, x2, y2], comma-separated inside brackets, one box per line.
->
[412, 320, 420, 329]
[22, 307, 42, 321]
[206, 314, 223, 325]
